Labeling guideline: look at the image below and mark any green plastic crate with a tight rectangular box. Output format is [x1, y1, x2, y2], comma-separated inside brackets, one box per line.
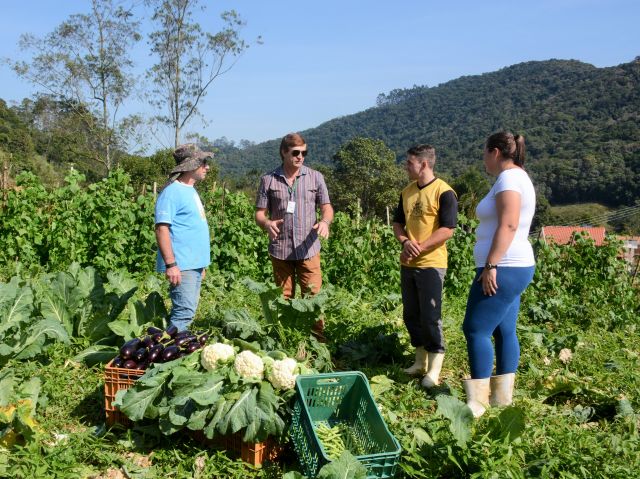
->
[290, 372, 401, 478]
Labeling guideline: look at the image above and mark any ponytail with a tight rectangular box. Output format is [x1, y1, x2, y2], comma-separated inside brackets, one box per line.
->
[513, 134, 526, 168]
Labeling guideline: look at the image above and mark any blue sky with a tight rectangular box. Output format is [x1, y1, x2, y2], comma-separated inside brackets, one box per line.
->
[1, 0, 639, 151]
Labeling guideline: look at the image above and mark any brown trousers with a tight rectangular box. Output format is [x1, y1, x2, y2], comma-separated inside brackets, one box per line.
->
[271, 254, 326, 341]
[270, 254, 322, 299]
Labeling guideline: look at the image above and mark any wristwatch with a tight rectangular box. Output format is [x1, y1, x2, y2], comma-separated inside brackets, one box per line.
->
[484, 262, 498, 270]
[165, 262, 177, 269]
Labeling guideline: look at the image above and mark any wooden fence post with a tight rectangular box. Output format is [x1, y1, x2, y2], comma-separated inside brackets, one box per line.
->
[220, 182, 226, 228]
[2, 154, 10, 203]
[153, 182, 157, 199]
[386, 206, 390, 227]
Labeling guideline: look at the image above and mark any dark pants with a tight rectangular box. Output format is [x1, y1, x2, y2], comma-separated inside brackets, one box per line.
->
[400, 266, 446, 352]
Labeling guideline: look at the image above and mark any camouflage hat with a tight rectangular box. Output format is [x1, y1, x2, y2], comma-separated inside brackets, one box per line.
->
[168, 143, 214, 182]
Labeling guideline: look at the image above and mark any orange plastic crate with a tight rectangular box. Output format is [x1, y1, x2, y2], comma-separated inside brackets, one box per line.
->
[103, 359, 284, 466]
[104, 359, 145, 427]
[191, 430, 285, 466]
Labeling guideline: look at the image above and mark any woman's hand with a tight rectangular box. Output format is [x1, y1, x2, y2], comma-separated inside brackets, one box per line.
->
[478, 267, 498, 296]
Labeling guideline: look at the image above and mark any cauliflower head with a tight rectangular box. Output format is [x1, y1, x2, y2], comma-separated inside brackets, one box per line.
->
[267, 357, 298, 390]
[201, 343, 235, 371]
[234, 350, 265, 379]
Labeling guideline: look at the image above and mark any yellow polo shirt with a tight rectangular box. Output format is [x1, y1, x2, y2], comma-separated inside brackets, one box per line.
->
[400, 178, 454, 268]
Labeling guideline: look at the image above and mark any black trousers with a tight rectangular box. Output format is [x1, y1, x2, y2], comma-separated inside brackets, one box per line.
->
[400, 266, 446, 352]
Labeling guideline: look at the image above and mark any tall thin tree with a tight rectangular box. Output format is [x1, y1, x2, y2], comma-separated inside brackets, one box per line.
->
[147, 0, 257, 147]
[11, 0, 141, 172]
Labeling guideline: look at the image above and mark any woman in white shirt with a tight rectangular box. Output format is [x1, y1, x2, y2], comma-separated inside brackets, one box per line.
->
[462, 131, 536, 418]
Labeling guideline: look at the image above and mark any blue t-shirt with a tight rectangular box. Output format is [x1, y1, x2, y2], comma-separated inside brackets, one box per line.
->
[155, 181, 211, 272]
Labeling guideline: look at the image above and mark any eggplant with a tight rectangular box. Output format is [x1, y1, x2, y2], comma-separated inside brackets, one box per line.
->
[184, 341, 202, 353]
[162, 345, 180, 362]
[166, 325, 178, 338]
[123, 359, 138, 369]
[152, 332, 164, 343]
[198, 334, 209, 345]
[135, 361, 148, 370]
[133, 347, 148, 363]
[175, 334, 196, 347]
[177, 352, 187, 358]
[141, 335, 154, 348]
[120, 338, 141, 358]
[112, 356, 124, 368]
[174, 331, 192, 341]
[147, 326, 163, 335]
[148, 346, 163, 363]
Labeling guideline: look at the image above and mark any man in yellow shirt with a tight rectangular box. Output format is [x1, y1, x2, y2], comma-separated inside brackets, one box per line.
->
[393, 145, 458, 388]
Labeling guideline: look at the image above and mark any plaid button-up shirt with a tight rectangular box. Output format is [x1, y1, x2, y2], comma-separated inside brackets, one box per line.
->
[256, 165, 331, 260]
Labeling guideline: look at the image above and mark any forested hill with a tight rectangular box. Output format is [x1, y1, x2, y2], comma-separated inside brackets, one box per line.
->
[219, 59, 640, 207]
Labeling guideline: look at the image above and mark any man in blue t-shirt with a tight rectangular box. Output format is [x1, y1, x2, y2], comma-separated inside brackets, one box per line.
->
[155, 143, 213, 331]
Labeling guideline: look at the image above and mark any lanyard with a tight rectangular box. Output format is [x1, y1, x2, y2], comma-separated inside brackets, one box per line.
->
[287, 175, 299, 198]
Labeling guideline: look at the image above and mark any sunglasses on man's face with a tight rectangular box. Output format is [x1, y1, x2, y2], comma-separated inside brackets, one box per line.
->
[290, 149, 308, 158]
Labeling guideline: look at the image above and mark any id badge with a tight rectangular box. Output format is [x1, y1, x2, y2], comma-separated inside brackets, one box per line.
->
[286, 201, 296, 214]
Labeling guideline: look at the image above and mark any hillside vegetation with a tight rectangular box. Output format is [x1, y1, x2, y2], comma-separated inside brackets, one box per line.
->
[218, 59, 640, 208]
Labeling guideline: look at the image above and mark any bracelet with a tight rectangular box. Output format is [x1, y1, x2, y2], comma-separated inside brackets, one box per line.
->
[165, 262, 177, 269]
[320, 219, 331, 226]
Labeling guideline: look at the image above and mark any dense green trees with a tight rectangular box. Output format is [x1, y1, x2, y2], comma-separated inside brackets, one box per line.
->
[325, 137, 405, 218]
[218, 59, 640, 210]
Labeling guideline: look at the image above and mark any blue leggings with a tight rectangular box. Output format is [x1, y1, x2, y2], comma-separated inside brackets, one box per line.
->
[463, 266, 534, 378]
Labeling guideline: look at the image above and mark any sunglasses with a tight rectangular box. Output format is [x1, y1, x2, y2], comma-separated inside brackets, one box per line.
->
[290, 149, 308, 157]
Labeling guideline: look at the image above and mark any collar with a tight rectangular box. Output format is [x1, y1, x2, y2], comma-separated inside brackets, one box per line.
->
[274, 165, 309, 179]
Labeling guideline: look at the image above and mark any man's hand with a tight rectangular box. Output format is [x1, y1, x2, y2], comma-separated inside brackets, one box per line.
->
[401, 239, 422, 263]
[166, 265, 181, 287]
[313, 220, 330, 239]
[266, 219, 284, 241]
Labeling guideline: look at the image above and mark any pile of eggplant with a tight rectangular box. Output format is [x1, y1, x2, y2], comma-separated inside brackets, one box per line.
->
[111, 325, 209, 370]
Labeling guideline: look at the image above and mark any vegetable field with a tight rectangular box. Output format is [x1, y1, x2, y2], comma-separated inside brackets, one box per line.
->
[1, 170, 639, 478]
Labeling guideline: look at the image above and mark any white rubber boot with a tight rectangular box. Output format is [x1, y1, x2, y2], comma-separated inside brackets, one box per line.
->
[490, 373, 515, 406]
[421, 352, 445, 388]
[463, 378, 491, 418]
[403, 347, 428, 375]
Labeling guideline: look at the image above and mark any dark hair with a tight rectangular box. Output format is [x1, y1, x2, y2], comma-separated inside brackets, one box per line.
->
[406, 144, 436, 168]
[279, 133, 306, 160]
[486, 131, 526, 167]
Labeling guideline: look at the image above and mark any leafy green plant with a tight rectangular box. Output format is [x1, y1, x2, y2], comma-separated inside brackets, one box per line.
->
[113, 343, 306, 443]
[0, 369, 43, 448]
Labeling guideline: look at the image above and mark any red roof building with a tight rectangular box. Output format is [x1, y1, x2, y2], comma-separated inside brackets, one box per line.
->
[539, 226, 607, 246]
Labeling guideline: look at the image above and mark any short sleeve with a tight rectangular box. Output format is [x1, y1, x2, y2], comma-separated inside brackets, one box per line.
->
[256, 174, 270, 209]
[315, 172, 331, 205]
[494, 170, 523, 195]
[438, 190, 458, 228]
[155, 189, 175, 225]
[392, 194, 405, 224]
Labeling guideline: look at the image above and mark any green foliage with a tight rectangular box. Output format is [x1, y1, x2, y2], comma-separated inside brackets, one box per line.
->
[113, 346, 289, 444]
[327, 137, 405, 218]
[0, 276, 69, 366]
[0, 369, 43, 448]
[523, 234, 640, 329]
[0, 169, 156, 275]
[218, 59, 640, 210]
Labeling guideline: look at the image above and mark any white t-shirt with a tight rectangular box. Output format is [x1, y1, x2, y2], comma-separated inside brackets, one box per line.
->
[474, 168, 536, 267]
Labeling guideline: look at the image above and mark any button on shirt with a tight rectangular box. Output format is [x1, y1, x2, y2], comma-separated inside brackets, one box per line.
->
[256, 165, 331, 261]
